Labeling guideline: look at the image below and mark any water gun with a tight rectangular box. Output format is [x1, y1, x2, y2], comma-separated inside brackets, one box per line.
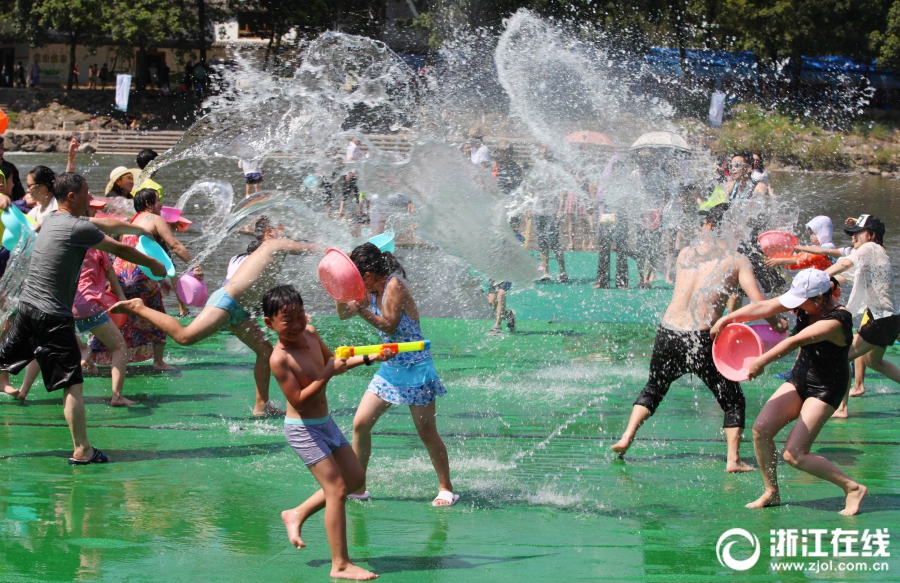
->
[334, 340, 430, 360]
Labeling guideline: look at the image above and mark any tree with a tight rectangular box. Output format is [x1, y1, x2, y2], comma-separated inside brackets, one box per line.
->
[17, 0, 106, 90]
[106, 0, 184, 90]
[871, 0, 900, 68]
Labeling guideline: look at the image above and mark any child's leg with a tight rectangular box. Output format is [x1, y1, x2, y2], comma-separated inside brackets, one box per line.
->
[228, 319, 276, 416]
[111, 301, 230, 346]
[15, 361, 40, 399]
[850, 355, 866, 396]
[351, 392, 392, 494]
[409, 400, 453, 500]
[746, 383, 802, 509]
[152, 342, 175, 371]
[865, 345, 900, 385]
[78, 337, 98, 374]
[2, 370, 19, 397]
[282, 449, 376, 579]
[781, 397, 867, 515]
[91, 322, 135, 406]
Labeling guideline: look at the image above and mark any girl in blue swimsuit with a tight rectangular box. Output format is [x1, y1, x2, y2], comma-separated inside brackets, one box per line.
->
[336, 243, 458, 506]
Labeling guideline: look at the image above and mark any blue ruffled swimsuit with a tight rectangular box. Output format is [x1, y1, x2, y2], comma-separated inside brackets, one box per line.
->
[366, 276, 447, 406]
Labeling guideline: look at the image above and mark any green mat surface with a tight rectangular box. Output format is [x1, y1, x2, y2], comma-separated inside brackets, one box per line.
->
[2, 312, 899, 582]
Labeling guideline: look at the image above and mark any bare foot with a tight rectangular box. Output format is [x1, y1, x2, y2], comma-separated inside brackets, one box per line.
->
[109, 298, 144, 315]
[153, 362, 176, 372]
[746, 490, 780, 508]
[331, 564, 378, 580]
[254, 401, 285, 417]
[3, 384, 20, 399]
[281, 509, 306, 549]
[726, 460, 755, 473]
[849, 384, 865, 397]
[111, 396, 138, 407]
[831, 407, 849, 419]
[840, 484, 867, 516]
[610, 435, 633, 456]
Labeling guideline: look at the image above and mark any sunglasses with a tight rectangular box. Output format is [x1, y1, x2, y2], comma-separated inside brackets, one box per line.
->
[729, 162, 746, 169]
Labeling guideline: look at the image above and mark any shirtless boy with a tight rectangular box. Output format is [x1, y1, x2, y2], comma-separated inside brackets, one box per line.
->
[111, 229, 317, 416]
[611, 204, 785, 471]
[264, 285, 393, 580]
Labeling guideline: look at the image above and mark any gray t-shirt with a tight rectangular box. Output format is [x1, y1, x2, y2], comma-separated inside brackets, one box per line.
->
[20, 211, 105, 317]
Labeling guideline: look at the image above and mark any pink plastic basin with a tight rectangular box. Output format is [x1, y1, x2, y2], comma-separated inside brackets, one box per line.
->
[177, 272, 208, 307]
[757, 230, 798, 258]
[160, 206, 182, 223]
[712, 323, 764, 382]
[101, 292, 127, 328]
[318, 248, 365, 303]
[748, 322, 788, 351]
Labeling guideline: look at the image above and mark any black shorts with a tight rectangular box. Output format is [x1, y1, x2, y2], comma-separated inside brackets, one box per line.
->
[245, 173, 263, 185]
[634, 326, 745, 428]
[858, 311, 900, 348]
[488, 280, 512, 295]
[534, 215, 561, 253]
[788, 365, 847, 409]
[0, 302, 83, 391]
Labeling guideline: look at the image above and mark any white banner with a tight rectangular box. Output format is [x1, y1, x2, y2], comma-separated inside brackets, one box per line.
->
[115, 74, 132, 113]
[708, 91, 726, 127]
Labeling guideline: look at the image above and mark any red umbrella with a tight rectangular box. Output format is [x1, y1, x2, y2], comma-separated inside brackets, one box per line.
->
[564, 131, 615, 147]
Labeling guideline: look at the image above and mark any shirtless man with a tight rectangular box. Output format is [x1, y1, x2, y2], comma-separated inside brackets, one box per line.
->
[111, 228, 317, 416]
[611, 204, 785, 472]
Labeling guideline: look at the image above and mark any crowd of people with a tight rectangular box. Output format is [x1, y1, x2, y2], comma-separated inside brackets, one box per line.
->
[0, 136, 897, 580]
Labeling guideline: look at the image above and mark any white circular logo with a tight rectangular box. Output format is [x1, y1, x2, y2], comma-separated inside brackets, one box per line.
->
[716, 528, 761, 571]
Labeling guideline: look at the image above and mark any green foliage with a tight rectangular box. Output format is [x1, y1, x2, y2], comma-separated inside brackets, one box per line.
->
[717, 103, 850, 169]
[873, 0, 900, 68]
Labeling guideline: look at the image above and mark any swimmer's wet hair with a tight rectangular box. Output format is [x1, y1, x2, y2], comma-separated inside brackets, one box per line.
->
[262, 285, 304, 319]
[52, 172, 86, 202]
[350, 242, 406, 279]
[133, 188, 159, 213]
[254, 216, 271, 240]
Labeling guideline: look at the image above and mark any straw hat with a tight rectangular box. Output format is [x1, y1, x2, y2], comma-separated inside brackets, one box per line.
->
[104, 166, 140, 195]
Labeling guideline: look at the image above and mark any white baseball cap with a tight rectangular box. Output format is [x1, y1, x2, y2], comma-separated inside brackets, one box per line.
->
[777, 269, 831, 309]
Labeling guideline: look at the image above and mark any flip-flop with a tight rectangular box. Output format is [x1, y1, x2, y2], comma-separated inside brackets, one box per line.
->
[68, 448, 109, 466]
[347, 491, 371, 502]
[432, 490, 460, 507]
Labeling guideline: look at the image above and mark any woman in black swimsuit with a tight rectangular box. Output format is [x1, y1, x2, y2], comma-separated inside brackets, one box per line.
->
[711, 269, 867, 515]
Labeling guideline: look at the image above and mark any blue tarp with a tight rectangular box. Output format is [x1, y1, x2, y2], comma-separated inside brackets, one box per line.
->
[643, 48, 899, 89]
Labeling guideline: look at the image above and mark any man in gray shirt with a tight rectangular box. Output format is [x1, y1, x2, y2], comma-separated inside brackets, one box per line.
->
[0, 173, 165, 464]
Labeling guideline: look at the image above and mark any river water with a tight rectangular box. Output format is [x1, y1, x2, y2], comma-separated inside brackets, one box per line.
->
[6, 152, 899, 319]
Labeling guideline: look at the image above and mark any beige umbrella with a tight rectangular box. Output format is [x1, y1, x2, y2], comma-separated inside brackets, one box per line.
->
[629, 131, 691, 151]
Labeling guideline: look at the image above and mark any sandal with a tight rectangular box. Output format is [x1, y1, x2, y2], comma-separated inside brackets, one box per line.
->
[432, 490, 460, 507]
[68, 448, 109, 466]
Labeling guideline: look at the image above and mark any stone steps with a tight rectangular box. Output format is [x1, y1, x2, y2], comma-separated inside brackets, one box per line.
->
[96, 130, 183, 154]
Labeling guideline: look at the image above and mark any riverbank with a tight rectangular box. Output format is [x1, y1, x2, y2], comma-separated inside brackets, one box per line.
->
[686, 104, 900, 175]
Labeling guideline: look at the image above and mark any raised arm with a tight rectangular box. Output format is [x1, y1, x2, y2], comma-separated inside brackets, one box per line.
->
[104, 263, 126, 301]
[89, 216, 152, 237]
[737, 257, 787, 332]
[353, 278, 406, 335]
[94, 236, 166, 278]
[65, 138, 80, 173]
[795, 244, 843, 258]
[748, 318, 843, 379]
[825, 258, 854, 277]
[710, 297, 786, 340]
[153, 216, 192, 263]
